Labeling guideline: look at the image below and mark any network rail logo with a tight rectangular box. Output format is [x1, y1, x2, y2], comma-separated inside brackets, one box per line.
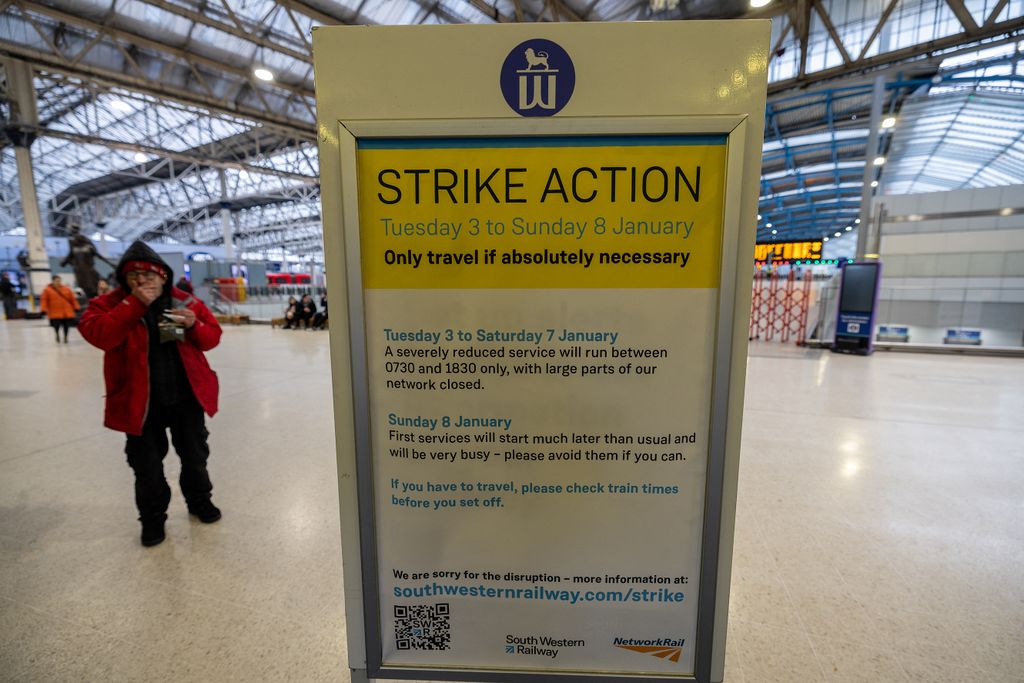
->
[614, 637, 686, 663]
[499, 39, 575, 116]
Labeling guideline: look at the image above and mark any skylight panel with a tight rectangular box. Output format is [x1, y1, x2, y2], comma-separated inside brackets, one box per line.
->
[939, 42, 1017, 69]
[118, 0, 191, 41]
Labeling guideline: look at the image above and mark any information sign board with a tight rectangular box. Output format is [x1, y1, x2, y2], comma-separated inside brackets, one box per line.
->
[313, 22, 768, 683]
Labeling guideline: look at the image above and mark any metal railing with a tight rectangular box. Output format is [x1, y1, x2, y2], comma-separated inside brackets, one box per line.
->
[205, 286, 236, 316]
[208, 284, 326, 304]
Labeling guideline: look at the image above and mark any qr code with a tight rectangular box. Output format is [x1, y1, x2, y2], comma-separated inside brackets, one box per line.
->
[394, 603, 451, 650]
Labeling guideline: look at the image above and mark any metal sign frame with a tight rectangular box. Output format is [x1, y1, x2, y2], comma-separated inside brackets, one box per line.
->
[313, 23, 768, 683]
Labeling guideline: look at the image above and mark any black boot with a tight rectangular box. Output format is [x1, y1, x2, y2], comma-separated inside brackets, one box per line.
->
[140, 516, 166, 546]
[187, 499, 222, 523]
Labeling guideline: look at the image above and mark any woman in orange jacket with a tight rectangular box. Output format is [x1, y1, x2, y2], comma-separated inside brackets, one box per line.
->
[40, 275, 80, 343]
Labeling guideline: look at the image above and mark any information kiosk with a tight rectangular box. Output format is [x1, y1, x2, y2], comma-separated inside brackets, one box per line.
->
[313, 22, 769, 683]
[833, 261, 883, 355]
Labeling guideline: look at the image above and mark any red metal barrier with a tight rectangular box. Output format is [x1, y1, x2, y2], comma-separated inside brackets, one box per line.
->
[749, 271, 812, 343]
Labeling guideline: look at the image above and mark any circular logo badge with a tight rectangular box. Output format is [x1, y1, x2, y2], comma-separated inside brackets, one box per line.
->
[499, 39, 575, 117]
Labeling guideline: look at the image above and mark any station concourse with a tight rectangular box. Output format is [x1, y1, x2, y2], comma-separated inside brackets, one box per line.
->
[1, 324, 1022, 681]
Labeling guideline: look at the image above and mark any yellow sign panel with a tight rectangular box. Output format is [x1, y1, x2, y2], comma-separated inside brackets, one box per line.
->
[753, 241, 823, 261]
[357, 136, 727, 289]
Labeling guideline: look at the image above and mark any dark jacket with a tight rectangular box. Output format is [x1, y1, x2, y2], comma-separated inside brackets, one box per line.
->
[79, 241, 222, 435]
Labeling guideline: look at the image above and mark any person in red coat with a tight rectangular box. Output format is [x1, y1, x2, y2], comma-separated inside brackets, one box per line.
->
[80, 241, 223, 547]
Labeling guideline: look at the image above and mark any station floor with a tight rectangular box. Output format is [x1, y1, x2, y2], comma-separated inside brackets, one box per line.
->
[1, 320, 1022, 683]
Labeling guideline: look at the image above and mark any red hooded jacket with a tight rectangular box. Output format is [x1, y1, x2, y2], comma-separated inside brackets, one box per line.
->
[79, 287, 222, 435]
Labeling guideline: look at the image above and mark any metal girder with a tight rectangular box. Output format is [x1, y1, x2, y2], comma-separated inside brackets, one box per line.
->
[4, 0, 1023, 257]
[407, 0, 470, 25]
[769, 12, 1024, 95]
[856, 0, 900, 63]
[945, 0, 980, 35]
[231, 222, 323, 250]
[813, 0, 850, 66]
[464, 0, 515, 22]
[226, 214, 322, 240]
[135, 0, 312, 64]
[272, 0, 357, 26]
[21, 126, 317, 184]
[547, 0, 582, 22]
[983, 0, 1011, 28]
[792, 0, 811, 80]
[14, 1, 314, 101]
[0, 3, 316, 138]
[0, 67, 320, 242]
[138, 185, 320, 242]
[166, 199, 323, 253]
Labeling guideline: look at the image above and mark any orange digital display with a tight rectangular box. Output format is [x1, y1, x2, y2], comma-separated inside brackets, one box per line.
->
[754, 241, 823, 262]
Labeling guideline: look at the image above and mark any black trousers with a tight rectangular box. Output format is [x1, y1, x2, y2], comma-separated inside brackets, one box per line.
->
[125, 395, 213, 522]
[2, 296, 16, 319]
[50, 318, 71, 339]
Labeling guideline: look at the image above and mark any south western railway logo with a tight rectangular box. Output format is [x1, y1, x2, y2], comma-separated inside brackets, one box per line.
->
[614, 637, 686, 663]
[506, 634, 585, 659]
[500, 39, 575, 116]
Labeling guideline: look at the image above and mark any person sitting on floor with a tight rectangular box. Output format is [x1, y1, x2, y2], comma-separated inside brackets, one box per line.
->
[282, 296, 298, 329]
[293, 294, 316, 330]
[312, 295, 328, 330]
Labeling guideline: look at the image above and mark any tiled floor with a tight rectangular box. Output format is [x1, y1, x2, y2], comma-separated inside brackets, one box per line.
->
[1, 321, 1021, 682]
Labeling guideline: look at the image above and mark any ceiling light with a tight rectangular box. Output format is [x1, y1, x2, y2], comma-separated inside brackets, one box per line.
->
[757, 214, 762, 220]
[111, 99, 132, 112]
[855, 218, 861, 224]
[253, 67, 274, 82]
[870, 180, 879, 188]
[873, 156, 886, 166]
[750, 0, 771, 7]
[834, 232, 841, 237]
[771, 229, 777, 235]
[881, 117, 896, 129]
[845, 226, 852, 231]
[823, 236, 829, 241]
[133, 152, 148, 163]
[999, 207, 1012, 216]
[766, 222, 772, 228]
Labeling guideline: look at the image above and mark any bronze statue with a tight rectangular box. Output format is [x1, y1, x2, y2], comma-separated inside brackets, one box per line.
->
[61, 224, 115, 298]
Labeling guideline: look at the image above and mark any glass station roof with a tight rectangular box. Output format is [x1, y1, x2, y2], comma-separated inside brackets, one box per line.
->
[1, 0, 1023, 258]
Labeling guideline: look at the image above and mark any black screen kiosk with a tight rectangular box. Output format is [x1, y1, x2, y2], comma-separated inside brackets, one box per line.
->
[833, 261, 882, 355]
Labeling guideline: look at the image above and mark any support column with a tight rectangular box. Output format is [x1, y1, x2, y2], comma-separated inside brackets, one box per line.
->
[868, 204, 885, 257]
[94, 197, 109, 259]
[4, 58, 49, 303]
[856, 75, 885, 260]
[218, 169, 234, 262]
